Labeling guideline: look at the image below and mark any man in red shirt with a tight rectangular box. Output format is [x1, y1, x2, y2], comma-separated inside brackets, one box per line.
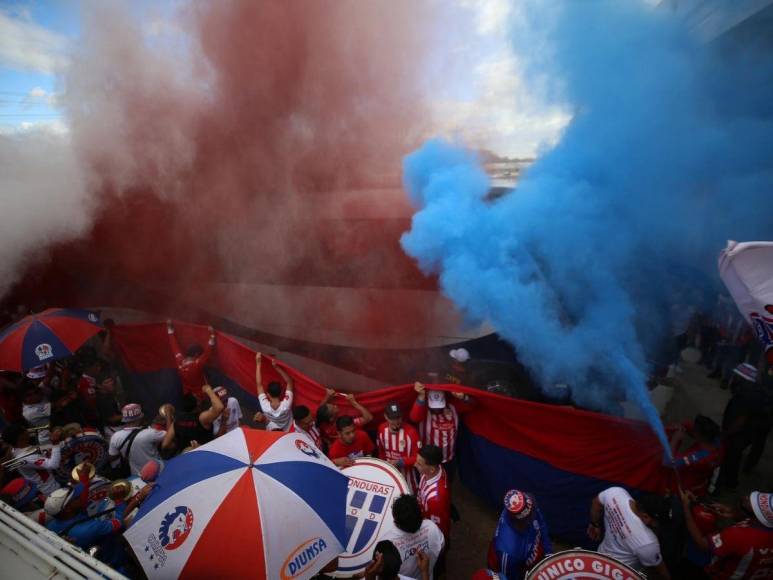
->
[166, 321, 216, 397]
[669, 414, 723, 497]
[682, 488, 773, 579]
[316, 389, 373, 449]
[327, 415, 374, 468]
[415, 444, 451, 541]
[409, 382, 474, 482]
[377, 401, 422, 491]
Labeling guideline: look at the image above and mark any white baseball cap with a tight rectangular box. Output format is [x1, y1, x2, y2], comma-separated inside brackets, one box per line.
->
[449, 348, 470, 363]
[427, 390, 447, 409]
[751, 491, 773, 528]
[26, 365, 47, 379]
[44, 485, 83, 516]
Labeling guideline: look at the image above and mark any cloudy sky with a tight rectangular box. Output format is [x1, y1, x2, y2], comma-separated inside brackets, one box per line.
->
[0, 0, 574, 157]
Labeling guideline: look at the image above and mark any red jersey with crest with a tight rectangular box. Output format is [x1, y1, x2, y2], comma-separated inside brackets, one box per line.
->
[376, 422, 421, 491]
[168, 332, 214, 396]
[418, 466, 451, 540]
[706, 520, 773, 579]
[289, 421, 323, 450]
[410, 397, 473, 463]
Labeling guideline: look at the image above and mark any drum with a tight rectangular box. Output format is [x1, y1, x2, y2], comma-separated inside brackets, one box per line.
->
[55, 433, 109, 484]
[334, 458, 410, 577]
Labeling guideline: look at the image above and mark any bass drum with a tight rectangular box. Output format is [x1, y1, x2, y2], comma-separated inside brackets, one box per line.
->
[55, 432, 109, 484]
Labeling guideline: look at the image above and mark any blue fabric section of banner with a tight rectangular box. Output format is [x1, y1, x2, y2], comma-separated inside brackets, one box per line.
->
[457, 423, 624, 547]
[254, 460, 349, 545]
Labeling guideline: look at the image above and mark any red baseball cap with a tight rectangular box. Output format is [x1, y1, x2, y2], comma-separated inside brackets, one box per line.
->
[504, 489, 534, 520]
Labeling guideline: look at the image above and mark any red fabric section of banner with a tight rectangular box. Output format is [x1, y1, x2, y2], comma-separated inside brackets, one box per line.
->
[111, 322, 669, 491]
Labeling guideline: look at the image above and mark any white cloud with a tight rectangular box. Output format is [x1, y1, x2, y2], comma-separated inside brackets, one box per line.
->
[24, 86, 60, 107]
[428, 0, 570, 158]
[0, 9, 69, 74]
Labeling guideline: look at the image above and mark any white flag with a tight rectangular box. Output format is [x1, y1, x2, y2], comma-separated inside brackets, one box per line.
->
[719, 240, 773, 364]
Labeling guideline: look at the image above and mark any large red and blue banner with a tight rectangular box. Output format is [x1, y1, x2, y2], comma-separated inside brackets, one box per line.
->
[111, 322, 670, 545]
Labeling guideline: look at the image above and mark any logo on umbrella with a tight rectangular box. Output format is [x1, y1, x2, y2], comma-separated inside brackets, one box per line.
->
[295, 438, 320, 459]
[159, 506, 194, 551]
[34, 343, 53, 361]
[280, 536, 329, 580]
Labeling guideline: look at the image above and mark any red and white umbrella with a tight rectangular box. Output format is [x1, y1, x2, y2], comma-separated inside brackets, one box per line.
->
[125, 427, 349, 579]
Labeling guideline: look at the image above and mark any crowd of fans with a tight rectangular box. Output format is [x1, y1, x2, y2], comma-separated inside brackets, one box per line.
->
[0, 305, 771, 579]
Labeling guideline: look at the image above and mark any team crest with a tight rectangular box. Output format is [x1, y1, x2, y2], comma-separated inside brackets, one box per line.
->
[159, 506, 194, 551]
[344, 477, 394, 556]
[295, 439, 320, 458]
[35, 343, 53, 361]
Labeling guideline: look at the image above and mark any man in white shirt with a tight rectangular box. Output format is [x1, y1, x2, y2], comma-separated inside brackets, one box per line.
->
[108, 403, 146, 474]
[587, 486, 671, 579]
[382, 494, 444, 580]
[213, 386, 243, 436]
[2, 423, 62, 496]
[128, 413, 175, 476]
[255, 352, 294, 431]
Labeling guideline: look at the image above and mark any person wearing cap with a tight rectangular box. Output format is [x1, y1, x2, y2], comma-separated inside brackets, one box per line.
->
[681, 488, 773, 579]
[213, 386, 243, 436]
[0, 477, 46, 515]
[316, 388, 373, 448]
[46, 463, 153, 559]
[108, 403, 146, 475]
[377, 401, 422, 491]
[289, 405, 323, 449]
[256, 352, 294, 431]
[2, 422, 62, 496]
[328, 415, 375, 467]
[587, 487, 670, 579]
[415, 444, 451, 542]
[166, 320, 216, 397]
[488, 489, 551, 580]
[409, 382, 474, 482]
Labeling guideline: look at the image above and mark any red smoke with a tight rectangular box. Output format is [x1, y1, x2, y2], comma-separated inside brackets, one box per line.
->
[3, 1, 466, 367]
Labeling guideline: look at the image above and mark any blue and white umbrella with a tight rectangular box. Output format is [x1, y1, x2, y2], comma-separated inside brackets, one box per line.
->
[124, 427, 348, 579]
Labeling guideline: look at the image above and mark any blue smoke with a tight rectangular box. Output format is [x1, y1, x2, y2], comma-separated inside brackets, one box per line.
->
[401, 2, 773, 452]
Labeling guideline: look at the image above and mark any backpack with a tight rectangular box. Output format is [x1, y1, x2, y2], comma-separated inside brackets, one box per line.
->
[104, 428, 141, 480]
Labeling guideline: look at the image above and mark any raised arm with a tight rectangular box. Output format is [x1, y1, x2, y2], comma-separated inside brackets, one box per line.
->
[272, 358, 294, 392]
[166, 320, 183, 363]
[255, 352, 265, 395]
[160, 414, 176, 451]
[319, 387, 336, 407]
[409, 382, 428, 424]
[198, 326, 216, 366]
[344, 393, 373, 425]
[198, 384, 225, 429]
